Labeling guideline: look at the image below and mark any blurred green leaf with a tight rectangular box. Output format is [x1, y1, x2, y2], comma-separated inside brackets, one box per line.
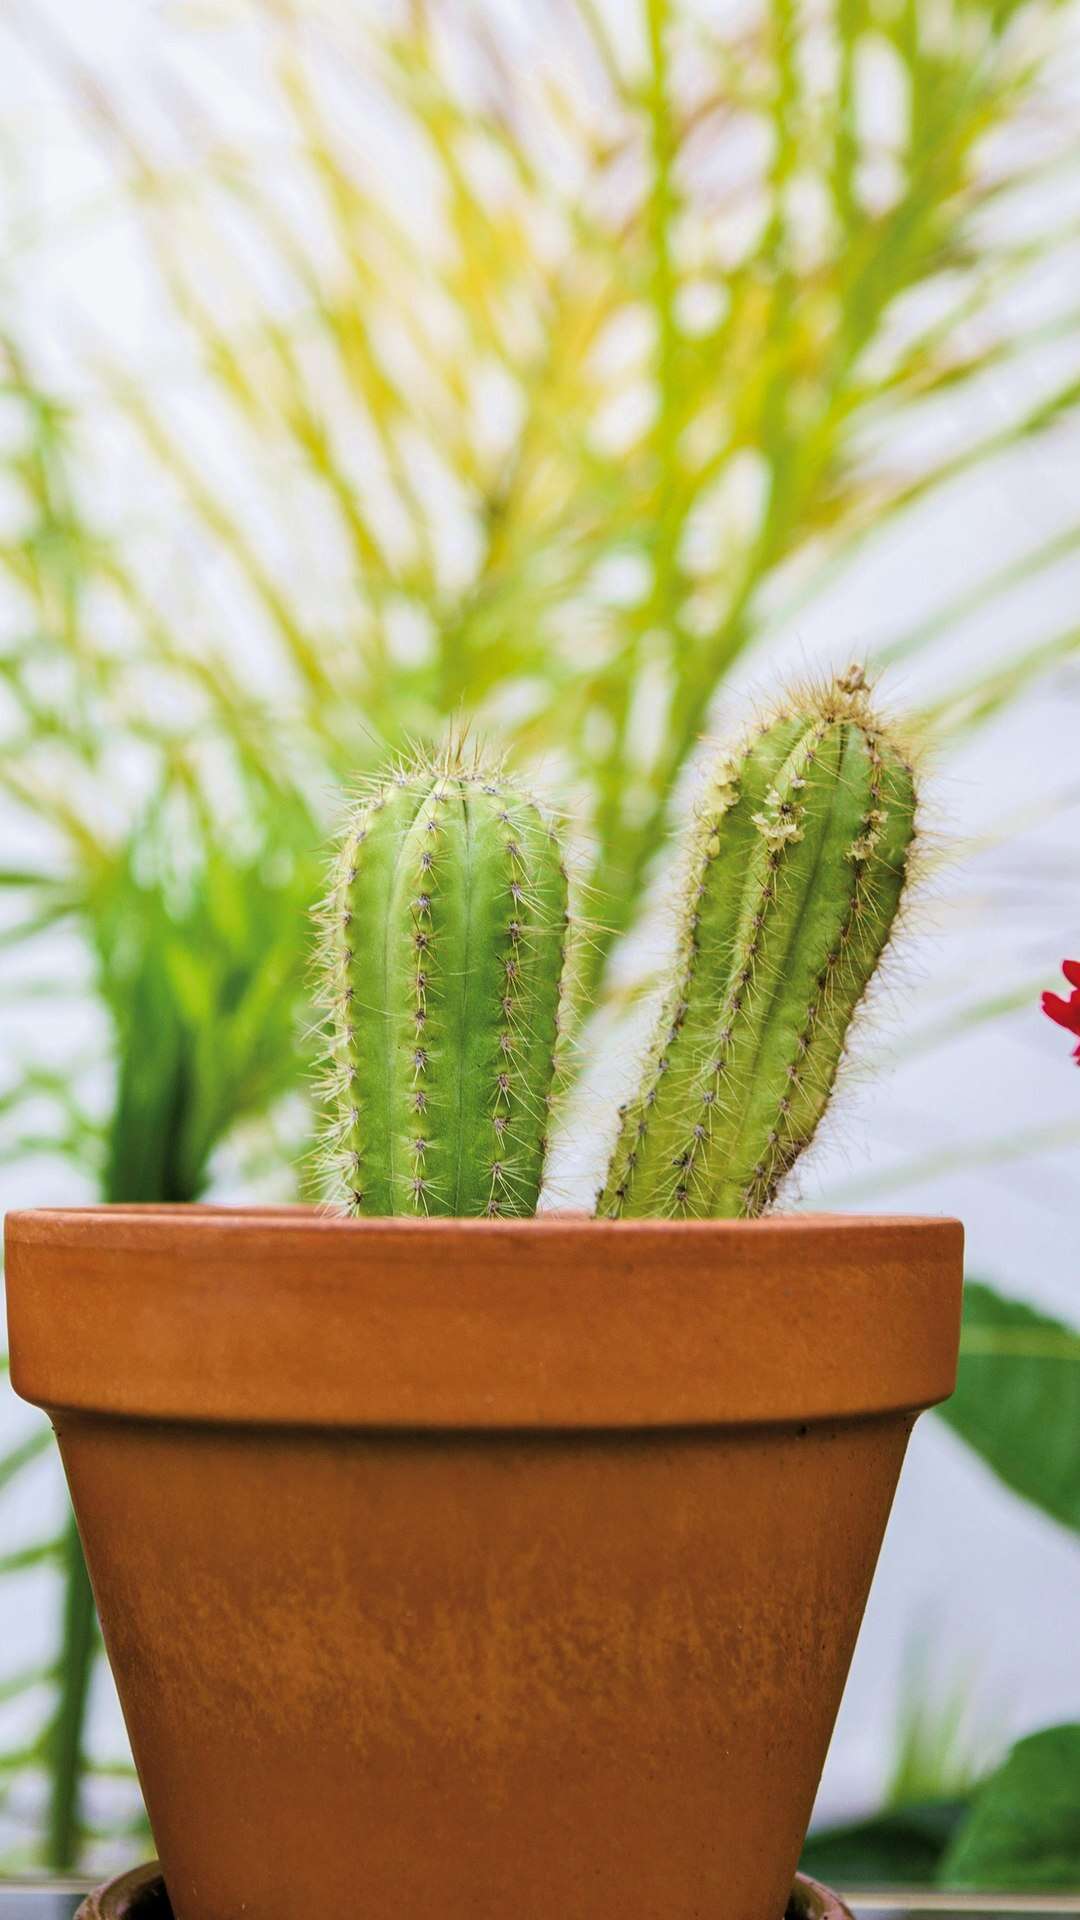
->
[801, 1801, 967, 1889]
[0, 1667, 50, 1709]
[900, 982, 1049, 1063]
[0, 1428, 52, 1495]
[885, 1643, 992, 1810]
[97, 812, 321, 1206]
[940, 1726, 1080, 1889]
[826, 1123, 1080, 1204]
[939, 1281, 1080, 1535]
[0, 1537, 64, 1576]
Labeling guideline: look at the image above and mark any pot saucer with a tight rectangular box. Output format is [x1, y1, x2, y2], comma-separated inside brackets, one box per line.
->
[76, 1862, 856, 1919]
[77, 1864, 170, 1917]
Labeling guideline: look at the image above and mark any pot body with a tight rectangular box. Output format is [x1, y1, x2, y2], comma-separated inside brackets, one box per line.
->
[5, 1208, 963, 1920]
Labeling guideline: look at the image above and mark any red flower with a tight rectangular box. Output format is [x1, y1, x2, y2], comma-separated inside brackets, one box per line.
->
[1042, 960, 1080, 1063]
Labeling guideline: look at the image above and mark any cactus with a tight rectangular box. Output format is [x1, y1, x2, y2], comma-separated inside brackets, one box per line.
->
[318, 748, 571, 1216]
[598, 668, 917, 1219]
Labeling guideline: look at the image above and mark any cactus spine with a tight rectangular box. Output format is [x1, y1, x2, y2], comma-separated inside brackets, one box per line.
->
[598, 668, 917, 1219]
[319, 750, 571, 1216]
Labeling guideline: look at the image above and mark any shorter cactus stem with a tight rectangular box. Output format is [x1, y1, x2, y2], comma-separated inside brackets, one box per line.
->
[317, 749, 572, 1217]
[598, 668, 918, 1220]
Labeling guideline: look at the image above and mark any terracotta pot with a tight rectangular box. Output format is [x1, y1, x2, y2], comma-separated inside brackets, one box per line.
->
[6, 1207, 962, 1920]
[75, 1862, 858, 1920]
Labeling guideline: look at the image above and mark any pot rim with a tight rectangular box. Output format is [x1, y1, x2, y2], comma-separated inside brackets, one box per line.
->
[9, 1199, 954, 1227]
[5, 1204, 963, 1432]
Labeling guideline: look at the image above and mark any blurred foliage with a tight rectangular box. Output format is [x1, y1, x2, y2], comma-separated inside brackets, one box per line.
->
[0, 0, 1079, 1876]
[803, 1725, 1080, 1890]
[942, 1280, 1080, 1533]
[10, 0, 1080, 988]
[884, 1648, 991, 1812]
[940, 1725, 1080, 1889]
[97, 823, 321, 1208]
[801, 1801, 968, 1888]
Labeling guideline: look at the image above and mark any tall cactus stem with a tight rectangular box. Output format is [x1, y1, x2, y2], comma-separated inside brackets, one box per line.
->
[598, 667, 918, 1219]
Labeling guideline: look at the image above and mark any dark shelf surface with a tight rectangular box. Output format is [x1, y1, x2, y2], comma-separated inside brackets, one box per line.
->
[1, 1889, 1078, 1920]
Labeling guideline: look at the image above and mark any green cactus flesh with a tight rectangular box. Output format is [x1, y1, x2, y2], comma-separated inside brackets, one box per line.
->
[319, 754, 570, 1216]
[598, 669, 917, 1219]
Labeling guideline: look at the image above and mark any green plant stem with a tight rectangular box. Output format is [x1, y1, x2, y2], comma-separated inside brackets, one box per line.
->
[46, 1517, 98, 1870]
